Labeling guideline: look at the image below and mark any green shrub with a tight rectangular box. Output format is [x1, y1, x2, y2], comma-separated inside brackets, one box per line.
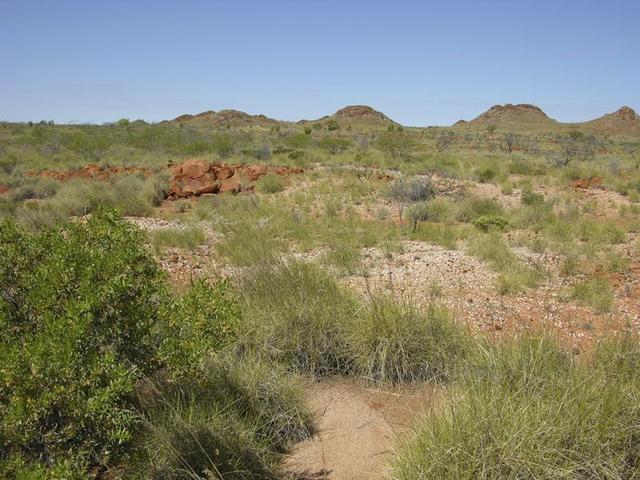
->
[472, 214, 509, 231]
[256, 172, 285, 194]
[0, 209, 167, 472]
[346, 297, 470, 384]
[160, 279, 241, 378]
[521, 191, 544, 206]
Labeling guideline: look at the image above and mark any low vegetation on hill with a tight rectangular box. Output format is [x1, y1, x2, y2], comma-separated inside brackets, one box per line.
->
[1, 105, 640, 478]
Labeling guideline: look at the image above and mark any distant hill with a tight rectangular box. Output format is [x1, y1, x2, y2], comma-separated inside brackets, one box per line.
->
[170, 109, 280, 127]
[332, 105, 396, 124]
[581, 106, 640, 135]
[467, 104, 556, 126]
[300, 105, 397, 127]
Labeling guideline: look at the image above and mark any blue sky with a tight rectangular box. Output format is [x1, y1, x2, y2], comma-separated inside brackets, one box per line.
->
[1, 0, 638, 125]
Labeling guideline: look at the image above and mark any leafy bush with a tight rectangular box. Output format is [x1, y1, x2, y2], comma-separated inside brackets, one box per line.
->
[0, 209, 167, 472]
[472, 214, 509, 231]
[160, 279, 241, 378]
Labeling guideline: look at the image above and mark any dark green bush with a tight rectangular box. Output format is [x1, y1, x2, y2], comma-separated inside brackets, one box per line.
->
[521, 191, 545, 205]
[472, 214, 509, 231]
[0, 209, 167, 472]
[318, 136, 351, 154]
[160, 279, 241, 378]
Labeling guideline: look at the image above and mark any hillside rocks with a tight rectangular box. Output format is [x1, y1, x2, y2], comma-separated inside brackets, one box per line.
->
[470, 104, 555, 124]
[167, 159, 302, 198]
[584, 106, 640, 134]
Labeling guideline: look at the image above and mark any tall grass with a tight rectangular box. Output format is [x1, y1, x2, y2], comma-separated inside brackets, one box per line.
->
[239, 260, 356, 376]
[134, 353, 314, 479]
[346, 296, 470, 384]
[468, 233, 541, 293]
[390, 334, 640, 479]
[238, 259, 471, 384]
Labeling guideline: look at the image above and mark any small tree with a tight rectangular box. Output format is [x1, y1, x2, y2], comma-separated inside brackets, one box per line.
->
[503, 133, 517, 154]
[436, 130, 453, 152]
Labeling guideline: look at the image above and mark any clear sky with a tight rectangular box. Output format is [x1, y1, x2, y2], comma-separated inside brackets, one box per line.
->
[1, 0, 639, 126]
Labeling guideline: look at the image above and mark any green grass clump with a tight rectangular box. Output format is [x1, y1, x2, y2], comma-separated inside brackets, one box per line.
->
[570, 277, 614, 313]
[324, 242, 362, 275]
[49, 175, 155, 217]
[256, 172, 285, 194]
[134, 354, 314, 479]
[345, 297, 470, 384]
[468, 233, 540, 293]
[456, 196, 504, 222]
[391, 334, 640, 479]
[239, 259, 357, 376]
[149, 225, 206, 252]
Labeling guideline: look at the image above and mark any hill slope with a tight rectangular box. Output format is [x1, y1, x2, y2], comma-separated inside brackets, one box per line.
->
[581, 106, 640, 135]
[171, 109, 280, 127]
[468, 104, 556, 126]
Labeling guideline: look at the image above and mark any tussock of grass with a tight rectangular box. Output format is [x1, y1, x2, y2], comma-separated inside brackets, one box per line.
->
[239, 259, 356, 376]
[346, 297, 470, 384]
[135, 353, 313, 479]
[570, 277, 614, 313]
[391, 334, 640, 479]
[239, 259, 471, 384]
[468, 233, 540, 293]
[256, 172, 285, 194]
[149, 225, 206, 252]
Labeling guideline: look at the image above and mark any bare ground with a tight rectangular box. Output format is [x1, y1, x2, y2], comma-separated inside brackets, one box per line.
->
[284, 379, 435, 480]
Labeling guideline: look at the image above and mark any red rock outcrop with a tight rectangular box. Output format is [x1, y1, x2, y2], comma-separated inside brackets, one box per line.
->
[167, 159, 302, 199]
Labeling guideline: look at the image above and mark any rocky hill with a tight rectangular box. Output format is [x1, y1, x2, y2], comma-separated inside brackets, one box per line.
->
[582, 106, 640, 135]
[468, 104, 556, 126]
[171, 109, 280, 127]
